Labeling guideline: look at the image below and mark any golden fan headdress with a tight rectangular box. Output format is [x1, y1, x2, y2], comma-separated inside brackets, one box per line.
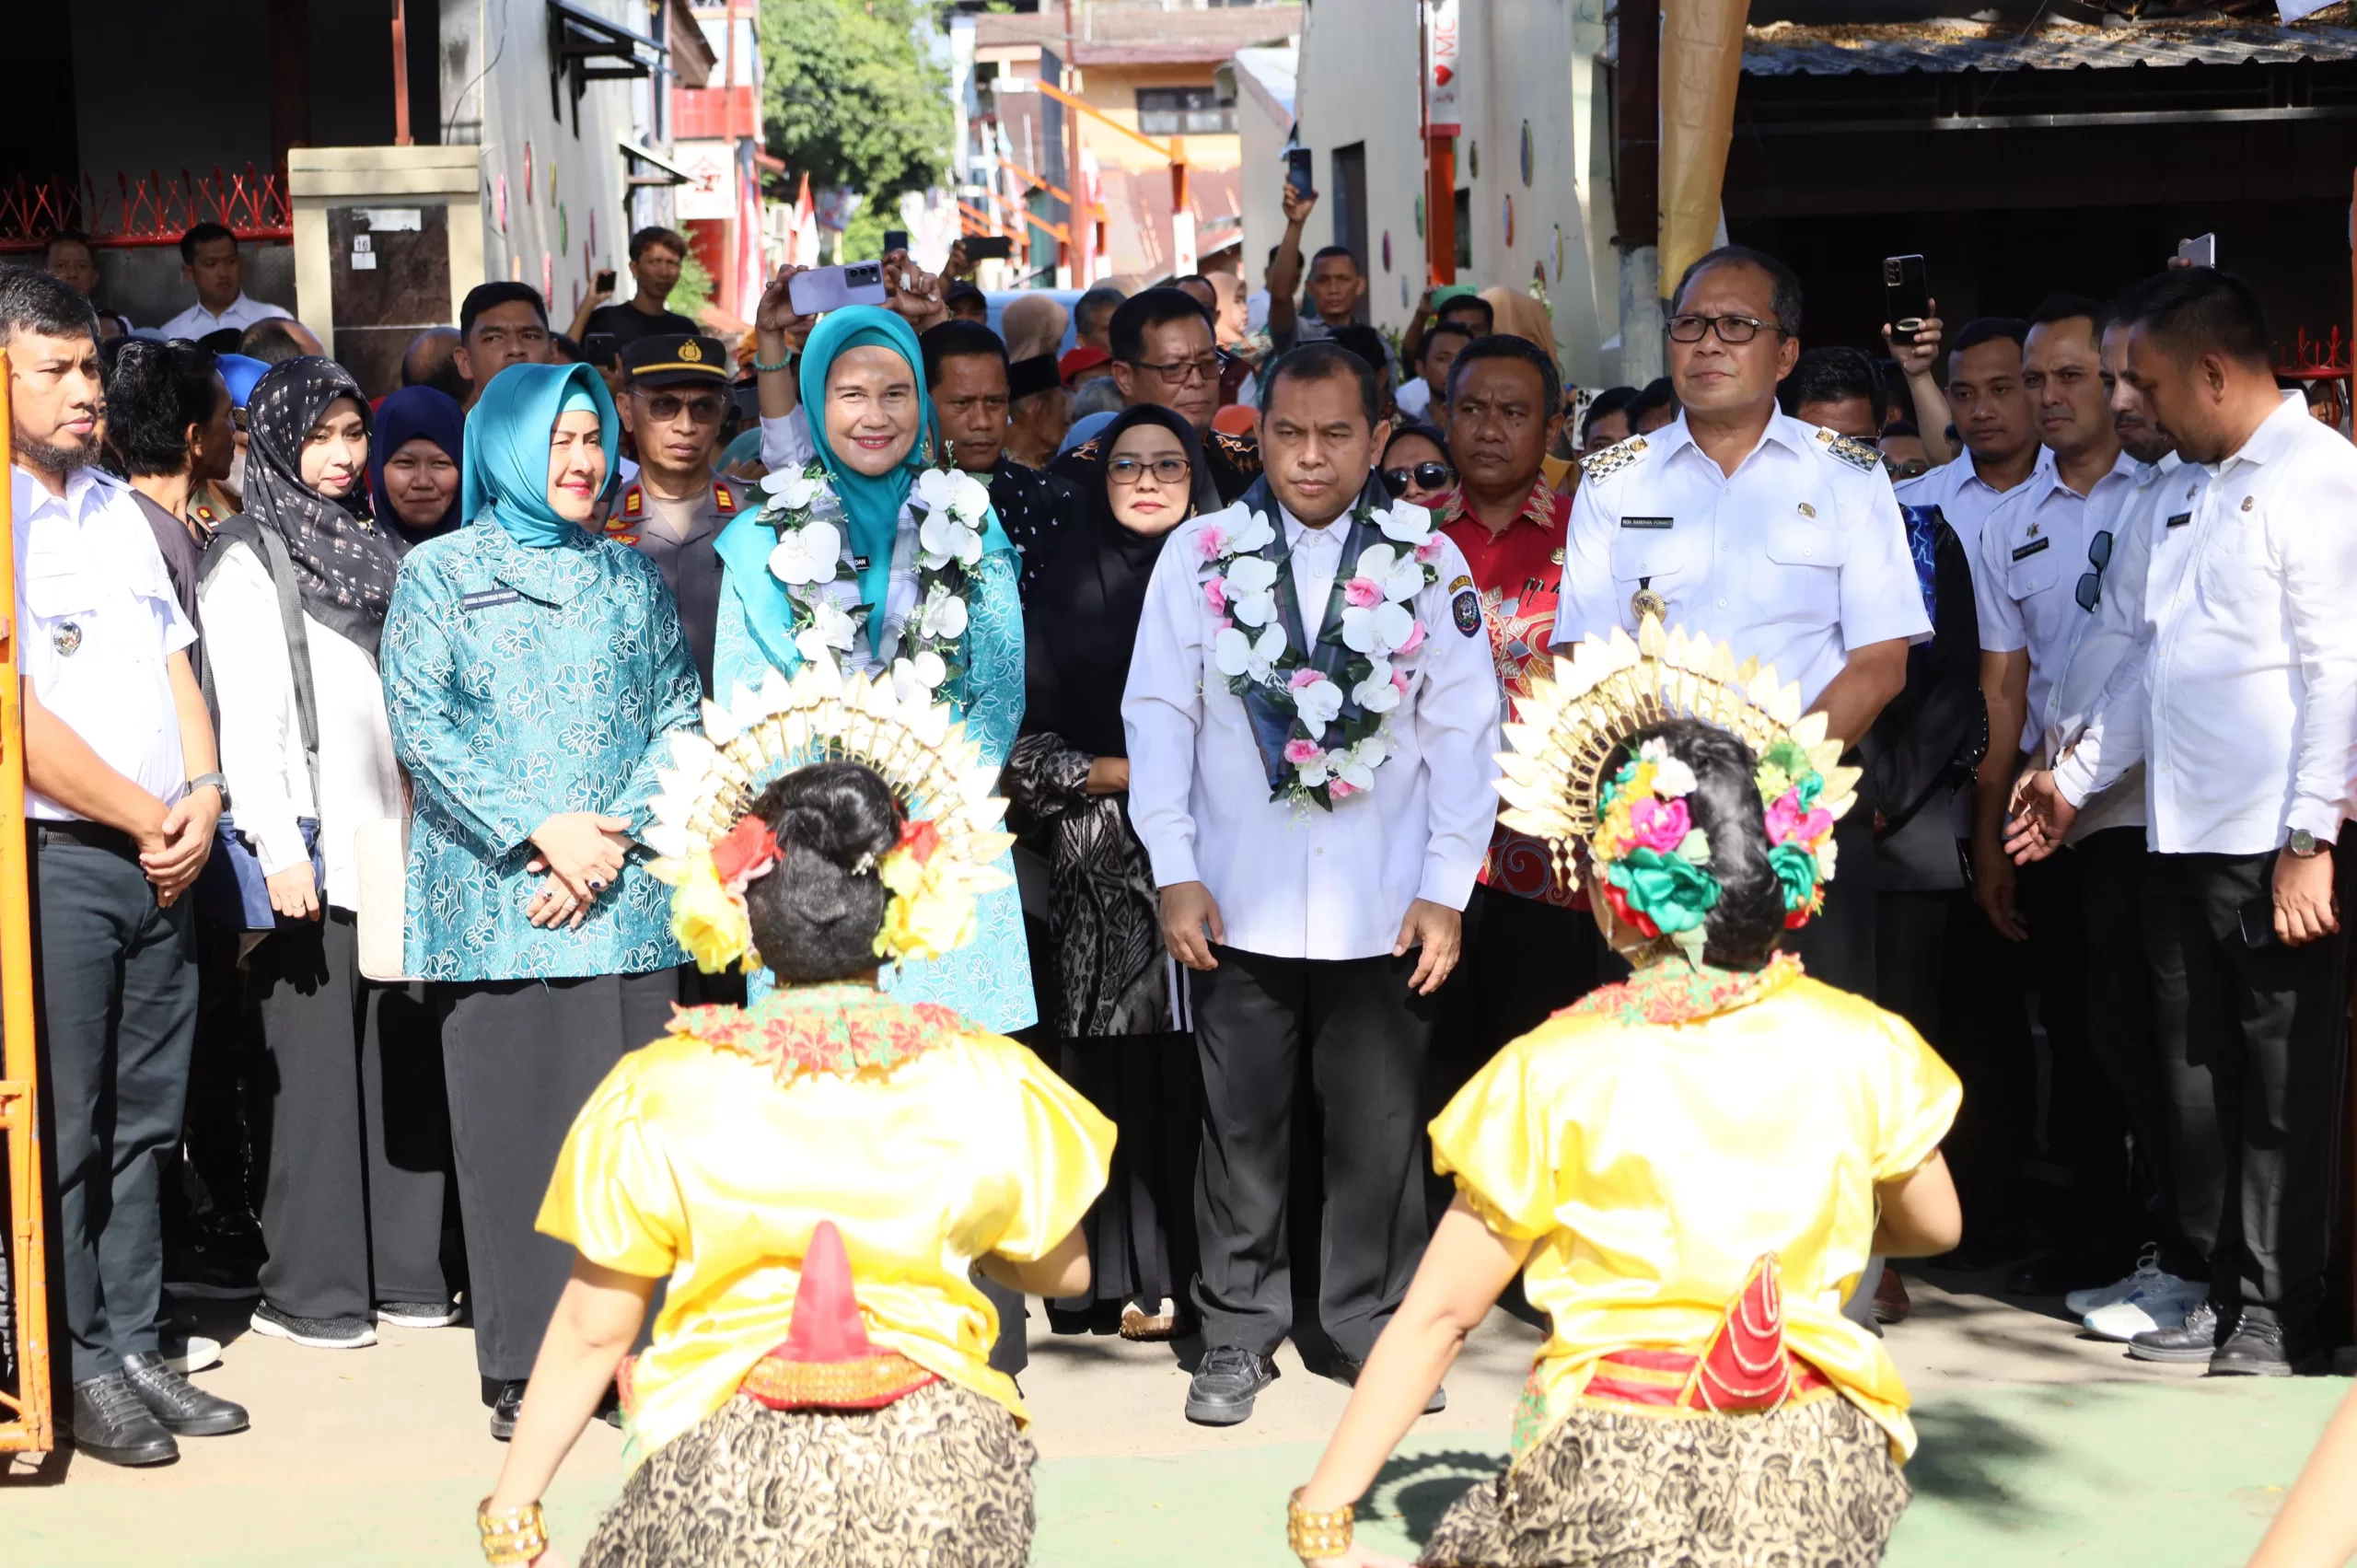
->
[1494, 616, 1860, 947]
[642, 659, 1015, 972]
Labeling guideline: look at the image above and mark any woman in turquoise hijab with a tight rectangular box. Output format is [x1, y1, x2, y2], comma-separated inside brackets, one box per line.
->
[713, 306, 1036, 1033]
[380, 362, 703, 1437]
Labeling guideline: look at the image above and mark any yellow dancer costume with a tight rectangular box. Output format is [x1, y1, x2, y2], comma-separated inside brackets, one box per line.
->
[528, 663, 1113, 1568]
[1287, 619, 1961, 1568]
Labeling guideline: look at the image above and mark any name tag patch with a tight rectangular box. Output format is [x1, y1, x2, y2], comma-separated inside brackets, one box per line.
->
[2010, 537, 2051, 563]
[1620, 516, 1675, 530]
[461, 588, 522, 612]
[1452, 588, 1482, 637]
[2165, 512, 2191, 528]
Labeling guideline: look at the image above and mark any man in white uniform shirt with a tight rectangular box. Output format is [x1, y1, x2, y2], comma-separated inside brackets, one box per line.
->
[1124, 342, 1499, 1427]
[2012, 269, 2357, 1376]
[1969, 296, 2143, 1298]
[1556, 245, 1930, 996]
[1896, 317, 2049, 568]
[5, 267, 250, 1463]
[155, 223, 292, 341]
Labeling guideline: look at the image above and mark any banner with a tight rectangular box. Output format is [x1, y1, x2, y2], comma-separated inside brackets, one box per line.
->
[675, 139, 736, 222]
[1657, 0, 1747, 298]
[1426, 0, 1461, 137]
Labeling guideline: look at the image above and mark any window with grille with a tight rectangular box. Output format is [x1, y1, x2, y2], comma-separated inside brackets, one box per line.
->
[1137, 87, 1236, 136]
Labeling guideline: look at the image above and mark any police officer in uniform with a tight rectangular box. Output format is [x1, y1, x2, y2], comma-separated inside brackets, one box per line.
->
[1554, 245, 1931, 996]
[1052, 287, 1263, 505]
[607, 332, 744, 695]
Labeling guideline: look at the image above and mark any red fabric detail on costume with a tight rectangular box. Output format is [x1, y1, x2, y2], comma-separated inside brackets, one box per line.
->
[1694, 1254, 1794, 1408]
[1597, 878, 1660, 940]
[779, 1220, 877, 1364]
[895, 818, 941, 865]
[711, 816, 780, 886]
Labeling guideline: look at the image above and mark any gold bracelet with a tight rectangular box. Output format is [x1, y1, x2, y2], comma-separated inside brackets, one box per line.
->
[477, 1497, 549, 1566]
[1286, 1485, 1354, 1561]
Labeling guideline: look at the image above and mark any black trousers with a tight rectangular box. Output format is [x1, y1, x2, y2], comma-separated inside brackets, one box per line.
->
[2144, 849, 2348, 1319]
[1057, 1030, 1201, 1313]
[2074, 827, 2179, 1268]
[1873, 888, 1956, 1045]
[247, 912, 452, 1320]
[437, 970, 676, 1381]
[29, 828, 197, 1383]
[1190, 947, 1434, 1361]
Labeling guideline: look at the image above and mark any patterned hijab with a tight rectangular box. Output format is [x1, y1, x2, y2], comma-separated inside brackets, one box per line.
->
[240, 356, 403, 659]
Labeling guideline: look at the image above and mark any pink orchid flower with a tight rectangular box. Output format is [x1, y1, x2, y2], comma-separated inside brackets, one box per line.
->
[1765, 790, 1834, 848]
[1329, 778, 1361, 800]
[1342, 576, 1382, 608]
[1204, 576, 1229, 615]
[1390, 669, 1411, 696]
[1415, 536, 1446, 563]
[1627, 796, 1692, 854]
[1395, 619, 1427, 657]
[1288, 668, 1323, 691]
[1195, 526, 1228, 563]
[1283, 738, 1323, 765]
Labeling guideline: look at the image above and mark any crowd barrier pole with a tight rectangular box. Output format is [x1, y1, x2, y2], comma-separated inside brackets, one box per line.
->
[0, 347, 54, 1456]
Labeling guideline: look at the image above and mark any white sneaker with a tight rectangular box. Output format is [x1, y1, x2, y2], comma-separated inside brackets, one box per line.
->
[160, 1330, 223, 1375]
[2066, 1247, 2165, 1318]
[2084, 1273, 2206, 1342]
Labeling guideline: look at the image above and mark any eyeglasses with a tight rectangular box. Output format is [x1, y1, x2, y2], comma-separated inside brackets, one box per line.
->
[632, 389, 726, 423]
[1884, 456, 1930, 481]
[1129, 354, 1223, 385]
[1108, 455, 1192, 486]
[1665, 313, 1782, 345]
[2074, 528, 2113, 611]
[1380, 462, 1454, 497]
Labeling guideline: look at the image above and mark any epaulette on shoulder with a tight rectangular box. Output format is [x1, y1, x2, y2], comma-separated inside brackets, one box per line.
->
[1815, 427, 1883, 473]
[1576, 434, 1647, 481]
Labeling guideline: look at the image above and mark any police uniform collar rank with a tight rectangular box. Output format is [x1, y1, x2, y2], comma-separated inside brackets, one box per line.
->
[609, 484, 644, 532]
[1814, 427, 1883, 472]
[714, 481, 737, 514]
[1577, 434, 1647, 481]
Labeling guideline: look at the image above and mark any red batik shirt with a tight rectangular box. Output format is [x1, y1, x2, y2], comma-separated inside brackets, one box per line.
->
[1437, 481, 1583, 908]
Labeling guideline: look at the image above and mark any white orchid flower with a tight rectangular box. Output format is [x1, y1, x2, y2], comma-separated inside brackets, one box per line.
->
[1378, 502, 1434, 545]
[1294, 749, 1331, 787]
[795, 598, 858, 663]
[1231, 590, 1279, 629]
[1341, 600, 1419, 656]
[915, 465, 993, 523]
[918, 509, 985, 571]
[1331, 748, 1376, 792]
[918, 585, 970, 644]
[769, 520, 842, 587]
[1351, 733, 1392, 772]
[761, 465, 826, 509]
[1352, 657, 1400, 714]
[1214, 623, 1286, 681]
[890, 650, 950, 703]
[1353, 542, 1425, 603]
[1225, 554, 1280, 597]
[1226, 509, 1277, 555]
[1291, 676, 1345, 734]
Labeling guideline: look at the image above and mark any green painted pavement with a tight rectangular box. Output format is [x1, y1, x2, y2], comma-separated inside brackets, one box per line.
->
[0, 1378, 2342, 1564]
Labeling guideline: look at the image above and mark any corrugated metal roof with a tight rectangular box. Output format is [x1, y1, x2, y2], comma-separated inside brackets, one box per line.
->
[1741, 16, 2357, 75]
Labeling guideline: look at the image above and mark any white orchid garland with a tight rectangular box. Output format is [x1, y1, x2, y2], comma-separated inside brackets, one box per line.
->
[758, 462, 992, 703]
[1199, 499, 1446, 808]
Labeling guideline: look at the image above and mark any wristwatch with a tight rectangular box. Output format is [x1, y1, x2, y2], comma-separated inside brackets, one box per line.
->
[186, 772, 232, 811]
[2286, 829, 2323, 858]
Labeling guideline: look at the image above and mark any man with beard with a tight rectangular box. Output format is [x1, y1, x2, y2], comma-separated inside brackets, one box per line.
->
[5, 265, 249, 1463]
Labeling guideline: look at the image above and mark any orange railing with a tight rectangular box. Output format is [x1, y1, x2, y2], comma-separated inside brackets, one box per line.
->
[0, 350, 54, 1457]
[0, 164, 291, 253]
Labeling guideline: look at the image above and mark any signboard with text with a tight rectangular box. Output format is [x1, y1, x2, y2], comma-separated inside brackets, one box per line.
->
[1426, 0, 1461, 136]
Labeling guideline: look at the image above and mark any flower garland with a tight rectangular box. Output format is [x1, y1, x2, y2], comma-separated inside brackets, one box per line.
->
[1198, 500, 1446, 808]
[758, 462, 991, 703]
[1588, 734, 1840, 961]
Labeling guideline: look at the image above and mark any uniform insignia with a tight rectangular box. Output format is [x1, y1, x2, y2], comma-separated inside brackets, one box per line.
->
[2026, 519, 2039, 538]
[714, 482, 737, 515]
[1815, 428, 1882, 472]
[461, 588, 522, 611]
[2011, 538, 2051, 562]
[192, 503, 217, 525]
[1797, 502, 1817, 518]
[622, 485, 644, 517]
[610, 532, 641, 546]
[52, 621, 83, 656]
[1446, 574, 1474, 595]
[1550, 546, 1565, 566]
[679, 339, 703, 362]
[1577, 434, 1647, 481]
[1452, 587, 1482, 636]
[1631, 587, 1668, 622]
[2240, 495, 2254, 512]
[2165, 512, 2191, 528]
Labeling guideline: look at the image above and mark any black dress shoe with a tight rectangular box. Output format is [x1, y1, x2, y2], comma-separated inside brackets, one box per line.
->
[2212, 1314, 2303, 1378]
[122, 1353, 250, 1435]
[2006, 1250, 2100, 1297]
[72, 1372, 179, 1466]
[491, 1378, 528, 1441]
[2128, 1301, 2223, 1365]
[1329, 1353, 1446, 1413]
[1184, 1347, 1277, 1426]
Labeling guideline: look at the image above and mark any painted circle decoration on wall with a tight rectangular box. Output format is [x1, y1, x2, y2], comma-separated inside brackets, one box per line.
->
[1381, 230, 1392, 272]
[1553, 223, 1565, 280]
[1503, 194, 1515, 250]
[1414, 193, 1424, 238]
[1469, 140, 1480, 180]
[1520, 121, 1534, 187]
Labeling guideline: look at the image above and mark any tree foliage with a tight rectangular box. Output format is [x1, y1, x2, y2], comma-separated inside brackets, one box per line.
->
[761, 0, 951, 207]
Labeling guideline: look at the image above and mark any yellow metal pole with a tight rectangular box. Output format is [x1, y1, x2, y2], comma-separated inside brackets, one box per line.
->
[0, 345, 55, 1456]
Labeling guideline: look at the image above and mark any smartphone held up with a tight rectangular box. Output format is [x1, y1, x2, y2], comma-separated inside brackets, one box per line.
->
[788, 261, 889, 317]
[1883, 255, 1931, 345]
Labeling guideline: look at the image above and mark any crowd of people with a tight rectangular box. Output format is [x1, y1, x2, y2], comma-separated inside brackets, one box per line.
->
[6, 203, 2357, 1568]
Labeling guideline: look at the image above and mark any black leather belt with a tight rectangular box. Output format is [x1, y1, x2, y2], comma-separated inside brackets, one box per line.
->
[32, 819, 140, 855]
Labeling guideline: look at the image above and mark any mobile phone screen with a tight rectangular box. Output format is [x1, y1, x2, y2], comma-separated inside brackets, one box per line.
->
[1883, 255, 1930, 343]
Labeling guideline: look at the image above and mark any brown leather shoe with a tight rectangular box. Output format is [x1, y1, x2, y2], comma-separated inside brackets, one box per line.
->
[1873, 1265, 1912, 1325]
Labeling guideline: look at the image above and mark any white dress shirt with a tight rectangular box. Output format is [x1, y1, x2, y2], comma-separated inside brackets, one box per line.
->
[1897, 448, 2054, 572]
[1554, 412, 1932, 709]
[10, 464, 195, 820]
[2055, 396, 2357, 854]
[760, 407, 816, 472]
[1974, 453, 2136, 753]
[1122, 497, 1502, 961]
[156, 292, 291, 340]
[199, 542, 404, 910]
[2039, 454, 2180, 844]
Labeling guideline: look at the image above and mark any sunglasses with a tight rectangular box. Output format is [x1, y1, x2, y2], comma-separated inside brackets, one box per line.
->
[632, 389, 726, 423]
[2074, 528, 2113, 612]
[1380, 461, 1454, 497]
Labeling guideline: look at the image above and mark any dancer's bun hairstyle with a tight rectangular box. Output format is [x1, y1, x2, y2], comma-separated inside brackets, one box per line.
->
[1604, 718, 1787, 970]
[742, 762, 902, 983]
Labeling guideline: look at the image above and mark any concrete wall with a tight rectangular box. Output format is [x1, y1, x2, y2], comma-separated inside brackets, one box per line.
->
[1291, 0, 1424, 323]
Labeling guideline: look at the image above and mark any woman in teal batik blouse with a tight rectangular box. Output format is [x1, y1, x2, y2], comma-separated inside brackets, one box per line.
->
[380, 361, 702, 1436]
[712, 306, 1035, 1033]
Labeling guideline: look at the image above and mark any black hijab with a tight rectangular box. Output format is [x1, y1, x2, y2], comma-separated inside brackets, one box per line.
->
[241, 357, 403, 659]
[1023, 403, 1223, 758]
